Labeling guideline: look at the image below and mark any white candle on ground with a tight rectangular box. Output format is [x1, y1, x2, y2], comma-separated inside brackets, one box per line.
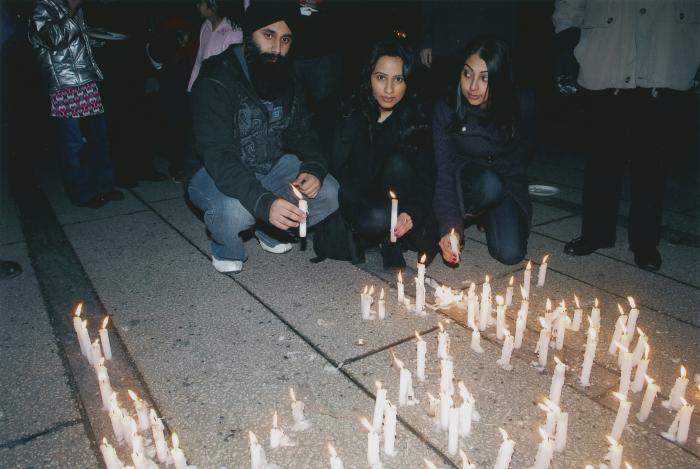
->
[631, 343, 650, 393]
[95, 359, 112, 410]
[531, 427, 554, 469]
[417, 254, 426, 285]
[580, 322, 598, 386]
[493, 428, 515, 469]
[449, 228, 459, 256]
[537, 255, 549, 287]
[289, 387, 311, 431]
[362, 418, 380, 467]
[383, 402, 397, 455]
[662, 399, 694, 444]
[617, 344, 634, 398]
[361, 286, 373, 320]
[150, 409, 170, 464]
[549, 357, 566, 406]
[439, 391, 452, 432]
[98, 316, 113, 360]
[496, 295, 506, 340]
[590, 298, 601, 331]
[171, 433, 189, 469]
[415, 278, 425, 315]
[127, 390, 150, 432]
[378, 288, 386, 320]
[448, 406, 459, 455]
[458, 394, 473, 437]
[497, 330, 515, 371]
[539, 400, 558, 437]
[470, 329, 484, 354]
[625, 297, 639, 340]
[611, 392, 631, 440]
[505, 276, 514, 306]
[535, 318, 551, 369]
[609, 306, 627, 355]
[631, 328, 647, 365]
[605, 436, 623, 469]
[416, 332, 427, 382]
[663, 366, 689, 410]
[440, 358, 454, 396]
[636, 376, 659, 422]
[291, 185, 307, 238]
[554, 305, 568, 350]
[107, 392, 124, 442]
[77, 319, 92, 361]
[100, 438, 122, 469]
[394, 354, 416, 406]
[480, 275, 492, 328]
[397, 271, 404, 304]
[249, 431, 266, 469]
[554, 411, 568, 452]
[570, 295, 582, 331]
[270, 411, 283, 448]
[437, 322, 450, 359]
[389, 191, 398, 242]
[524, 261, 532, 298]
[514, 288, 528, 349]
[72, 303, 88, 356]
[328, 443, 345, 469]
[460, 449, 476, 469]
[372, 382, 386, 433]
[467, 286, 477, 329]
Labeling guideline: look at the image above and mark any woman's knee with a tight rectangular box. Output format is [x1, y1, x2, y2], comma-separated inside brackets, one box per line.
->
[488, 240, 526, 265]
[461, 167, 504, 210]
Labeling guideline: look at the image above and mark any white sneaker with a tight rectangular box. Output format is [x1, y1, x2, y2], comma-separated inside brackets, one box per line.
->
[212, 256, 243, 273]
[258, 238, 292, 254]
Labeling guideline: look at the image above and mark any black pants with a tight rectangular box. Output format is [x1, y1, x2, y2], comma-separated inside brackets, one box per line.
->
[461, 164, 529, 265]
[581, 88, 686, 249]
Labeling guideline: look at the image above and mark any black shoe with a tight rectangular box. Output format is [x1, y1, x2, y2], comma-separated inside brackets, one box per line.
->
[631, 246, 661, 271]
[100, 190, 124, 202]
[0, 260, 21, 280]
[563, 237, 614, 256]
[75, 195, 106, 209]
[380, 242, 406, 270]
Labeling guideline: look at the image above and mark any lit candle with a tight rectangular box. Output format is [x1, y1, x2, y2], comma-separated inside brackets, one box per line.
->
[384, 402, 397, 455]
[372, 381, 386, 433]
[415, 277, 426, 316]
[448, 406, 460, 455]
[460, 449, 476, 469]
[535, 317, 551, 369]
[361, 286, 375, 320]
[609, 305, 627, 355]
[610, 392, 631, 440]
[470, 329, 484, 354]
[493, 428, 515, 469]
[505, 276, 514, 306]
[617, 332, 630, 366]
[480, 275, 492, 330]
[617, 343, 634, 398]
[122, 415, 139, 451]
[249, 431, 266, 469]
[514, 288, 528, 349]
[537, 254, 549, 287]
[497, 330, 514, 371]
[663, 366, 688, 410]
[424, 459, 437, 469]
[171, 433, 189, 469]
[604, 436, 623, 469]
[467, 284, 477, 329]
[625, 296, 639, 341]
[389, 191, 398, 243]
[95, 359, 113, 410]
[440, 357, 454, 396]
[130, 449, 148, 469]
[579, 320, 597, 386]
[417, 253, 426, 285]
[539, 399, 558, 437]
[127, 390, 150, 432]
[377, 288, 386, 320]
[289, 387, 311, 431]
[362, 417, 381, 467]
[554, 303, 568, 350]
[72, 303, 87, 356]
[394, 354, 416, 406]
[662, 398, 694, 444]
[631, 343, 650, 393]
[291, 185, 307, 238]
[590, 298, 601, 331]
[495, 295, 506, 340]
[531, 427, 554, 469]
[328, 443, 344, 469]
[107, 392, 124, 442]
[427, 392, 439, 419]
[439, 391, 452, 432]
[524, 261, 532, 298]
[630, 328, 647, 366]
[636, 376, 659, 422]
[99, 438, 122, 469]
[150, 409, 170, 464]
[99, 316, 113, 360]
[270, 411, 282, 448]
[449, 228, 459, 257]
[413, 332, 427, 382]
[397, 271, 404, 304]
[437, 322, 450, 359]
[457, 383, 474, 436]
[76, 318, 92, 361]
[570, 295, 582, 331]
[549, 357, 566, 406]
[554, 411, 568, 452]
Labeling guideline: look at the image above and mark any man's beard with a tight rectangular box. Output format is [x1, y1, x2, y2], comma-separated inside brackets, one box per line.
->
[244, 37, 292, 101]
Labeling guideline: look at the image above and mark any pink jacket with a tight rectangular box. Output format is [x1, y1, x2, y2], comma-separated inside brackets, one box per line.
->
[187, 17, 243, 91]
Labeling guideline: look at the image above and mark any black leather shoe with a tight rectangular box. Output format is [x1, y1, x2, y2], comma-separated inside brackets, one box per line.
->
[632, 246, 662, 271]
[563, 237, 614, 256]
[100, 190, 124, 201]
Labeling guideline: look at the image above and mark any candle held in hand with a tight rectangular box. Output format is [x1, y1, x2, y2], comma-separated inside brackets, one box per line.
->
[389, 191, 398, 243]
[291, 184, 307, 237]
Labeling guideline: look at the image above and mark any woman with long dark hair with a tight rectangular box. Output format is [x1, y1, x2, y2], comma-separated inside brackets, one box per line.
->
[325, 39, 438, 269]
[433, 36, 536, 265]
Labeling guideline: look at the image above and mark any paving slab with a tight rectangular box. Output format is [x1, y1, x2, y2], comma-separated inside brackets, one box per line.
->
[531, 202, 575, 227]
[62, 210, 454, 468]
[0, 243, 82, 444]
[0, 423, 97, 469]
[131, 179, 185, 203]
[0, 196, 22, 245]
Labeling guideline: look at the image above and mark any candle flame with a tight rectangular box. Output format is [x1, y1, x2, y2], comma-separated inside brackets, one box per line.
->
[289, 387, 297, 402]
[398, 271, 403, 283]
[415, 331, 423, 341]
[360, 417, 374, 432]
[680, 398, 688, 406]
[615, 342, 629, 354]
[499, 428, 509, 440]
[680, 366, 686, 378]
[290, 184, 303, 200]
[560, 300, 566, 310]
[625, 463, 633, 469]
[328, 442, 337, 457]
[542, 254, 549, 263]
[637, 327, 645, 337]
[424, 459, 437, 469]
[644, 343, 650, 360]
[546, 298, 552, 310]
[101, 316, 109, 329]
[612, 391, 628, 402]
[172, 433, 180, 449]
[617, 304, 625, 315]
[538, 402, 549, 412]
[538, 427, 548, 440]
[574, 295, 580, 309]
[450, 228, 455, 236]
[369, 285, 375, 296]
[496, 295, 504, 306]
[375, 381, 382, 390]
[273, 411, 278, 428]
[485, 274, 490, 283]
[645, 375, 654, 385]
[389, 190, 397, 199]
[594, 298, 599, 308]
[606, 435, 619, 447]
[526, 260, 532, 270]
[127, 389, 138, 401]
[420, 253, 427, 264]
[438, 322, 444, 332]
[248, 431, 258, 446]
[459, 449, 470, 464]
[74, 302, 83, 318]
[362, 285, 368, 295]
[554, 356, 563, 366]
[380, 288, 384, 300]
[392, 352, 404, 369]
[427, 391, 436, 401]
[627, 296, 636, 309]
[542, 397, 560, 412]
[102, 437, 108, 445]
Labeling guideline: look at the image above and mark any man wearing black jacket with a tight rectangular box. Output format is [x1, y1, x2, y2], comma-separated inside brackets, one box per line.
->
[188, 1, 339, 273]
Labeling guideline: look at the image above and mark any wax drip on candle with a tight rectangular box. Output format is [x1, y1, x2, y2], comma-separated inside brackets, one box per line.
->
[289, 387, 311, 431]
[372, 381, 386, 432]
[604, 436, 623, 469]
[524, 261, 532, 298]
[459, 449, 476, 469]
[393, 352, 417, 406]
[415, 332, 427, 382]
[397, 271, 405, 305]
[99, 316, 113, 360]
[493, 427, 515, 469]
[270, 410, 294, 448]
[533, 316, 551, 369]
[127, 389, 151, 432]
[378, 288, 386, 320]
[361, 417, 381, 467]
[663, 365, 689, 410]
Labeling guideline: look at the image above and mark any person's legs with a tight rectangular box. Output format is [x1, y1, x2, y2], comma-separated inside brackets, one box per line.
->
[460, 164, 505, 214]
[188, 168, 255, 264]
[81, 113, 116, 195]
[483, 195, 529, 265]
[55, 117, 97, 205]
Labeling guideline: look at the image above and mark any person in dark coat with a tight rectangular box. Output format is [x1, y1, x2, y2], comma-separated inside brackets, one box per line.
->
[327, 39, 438, 269]
[432, 36, 536, 266]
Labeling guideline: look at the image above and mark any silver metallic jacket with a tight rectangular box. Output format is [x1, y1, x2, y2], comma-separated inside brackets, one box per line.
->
[28, 0, 103, 93]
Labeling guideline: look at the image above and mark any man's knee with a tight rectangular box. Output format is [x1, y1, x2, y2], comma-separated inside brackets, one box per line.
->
[204, 194, 255, 235]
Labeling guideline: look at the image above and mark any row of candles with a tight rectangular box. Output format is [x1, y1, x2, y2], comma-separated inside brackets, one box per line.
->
[72, 304, 197, 469]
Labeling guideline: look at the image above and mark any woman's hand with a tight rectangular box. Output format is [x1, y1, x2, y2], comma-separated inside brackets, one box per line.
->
[439, 232, 461, 264]
[394, 212, 413, 239]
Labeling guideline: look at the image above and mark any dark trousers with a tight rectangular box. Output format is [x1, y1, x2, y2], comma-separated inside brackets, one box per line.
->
[55, 114, 114, 204]
[581, 88, 685, 249]
[461, 164, 528, 265]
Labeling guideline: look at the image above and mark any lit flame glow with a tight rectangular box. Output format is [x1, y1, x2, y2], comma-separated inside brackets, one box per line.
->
[128, 389, 138, 401]
[485, 275, 490, 283]
[360, 417, 374, 432]
[499, 428, 509, 440]
[380, 288, 384, 300]
[101, 316, 109, 329]
[509, 276, 514, 286]
[606, 435, 619, 447]
[438, 322, 444, 332]
[290, 184, 303, 200]
[627, 297, 636, 309]
[574, 295, 580, 309]
[248, 431, 258, 446]
[415, 331, 423, 342]
[389, 190, 396, 199]
[645, 375, 654, 385]
[392, 352, 404, 369]
[398, 271, 403, 283]
[612, 391, 628, 402]
[546, 298, 552, 310]
[420, 254, 427, 264]
[637, 327, 645, 337]
[594, 298, 599, 308]
[289, 387, 297, 402]
[680, 366, 687, 378]
[496, 295, 504, 306]
[459, 449, 470, 465]
[328, 442, 338, 458]
[369, 285, 375, 296]
[375, 381, 382, 390]
[74, 302, 83, 318]
[273, 411, 278, 428]
[172, 433, 180, 449]
[526, 261, 532, 270]
[542, 254, 549, 263]
[617, 304, 625, 315]
[538, 427, 548, 440]
[554, 356, 563, 366]
[644, 343, 650, 360]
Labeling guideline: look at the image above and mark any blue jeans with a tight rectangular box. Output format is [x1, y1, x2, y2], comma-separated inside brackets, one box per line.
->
[188, 154, 339, 262]
[55, 114, 114, 204]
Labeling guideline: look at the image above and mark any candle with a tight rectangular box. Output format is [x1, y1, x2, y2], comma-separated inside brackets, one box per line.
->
[437, 322, 450, 359]
[467, 284, 477, 329]
[416, 332, 427, 382]
[389, 191, 398, 243]
[630, 329, 647, 367]
[570, 295, 582, 331]
[289, 387, 311, 431]
[270, 411, 282, 448]
[107, 392, 124, 442]
[372, 382, 386, 432]
[150, 409, 170, 464]
[377, 288, 386, 320]
[439, 391, 452, 432]
[291, 185, 307, 238]
[610, 392, 631, 440]
[495, 295, 506, 340]
[617, 344, 633, 398]
[171, 433, 189, 469]
[249, 431, 267, 469]
[554, 411, 568, 452]
[524, 261, 532, 298]
[617, 331, 630, 366]
[72, 303, 87, 356]
[662, 398, 694, 444]
[609, 306, 627, 355]
[493, 428, 515, 469]
[625, 296, 639, 340]
[531, 427, 554, 469]
[631, 343, 650, 393]
[663, 366, 688, 410]
[415, 277, 425, 316]
[361, 417, 380, 467]
[424, 460, 437, 469]
[480, 275, 492, 330]
[95, 359, 113, 410]
[636, 376, 659, 422]
[397, 271, 404, 304]
[99, 316, 113, 360]
[126, 390, 150, 432]
[460, 449, 476, 469]
[537, 254, 549, 287]
[383, 402, 397, 455]
[505, 276, 514, 306]
[535, 318, 550, 369]
[417, 253, 426, 285]
[539, 399, 558, 437]
[361, 286, 375, 320]
[130, 433, 145, 462]
[99, 438, 122, 469]
[394, 354, 416, 406]
[130, 449, 149, 469]
[605, 436, 623, 469]
[328, 443, 344, 469]
[514, 289, 528, 349]
[427, 392, 439, 419]
[470, 329, 484, 354]
[440, 357, 454, 396]
[591, 298, 601, 331]
[579, 322, 598, 386]
[448, 406, 459, 455]
[77, 319, 92, 361]
[122, 415, 139, 450]
[549, 357, 566, 406]
[497, 330, 514, 371]
[449, 228, 459, 257]
[554, 305, 568, 350]
[458, 386, 473, 436]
